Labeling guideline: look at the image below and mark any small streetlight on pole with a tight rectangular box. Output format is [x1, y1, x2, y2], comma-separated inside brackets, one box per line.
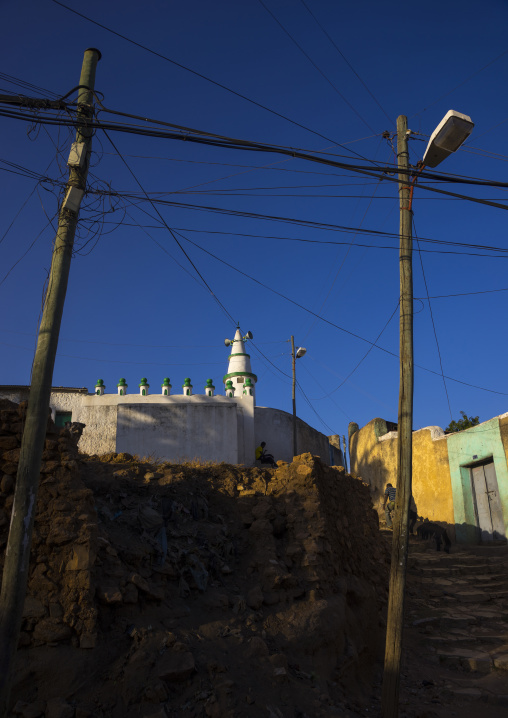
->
[291, 336, 306, 458]
[382, 109, 474, 718]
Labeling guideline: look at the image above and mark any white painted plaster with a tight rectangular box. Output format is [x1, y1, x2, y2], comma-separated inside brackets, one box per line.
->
[255, 406, 343, 466]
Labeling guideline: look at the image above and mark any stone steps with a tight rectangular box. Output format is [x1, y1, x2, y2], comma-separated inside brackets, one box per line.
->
[407, 542, 508, 705]
[427, 634, 508, 648]
[405, 542, 508, 707]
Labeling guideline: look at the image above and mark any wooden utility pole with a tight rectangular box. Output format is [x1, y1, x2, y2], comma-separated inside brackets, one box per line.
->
[381, 115, 414, 718]
[0, 48, 101, 717]
[291, 335, 297, 457]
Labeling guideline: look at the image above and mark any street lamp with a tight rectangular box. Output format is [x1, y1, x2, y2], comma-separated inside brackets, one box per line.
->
[291, 336, 306, 458]
[422, 110, 474, 168]
[382, 110, 473, 718]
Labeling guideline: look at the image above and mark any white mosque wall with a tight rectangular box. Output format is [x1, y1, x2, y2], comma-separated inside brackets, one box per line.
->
[0, 387, 341, 467]
[255, 406, 343, 466]
[115, 400, 238, 464]
[78, 402, 118, 455]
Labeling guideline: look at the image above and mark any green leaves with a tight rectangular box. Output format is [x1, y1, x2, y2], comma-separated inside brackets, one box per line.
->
[445, 411, 480, 433]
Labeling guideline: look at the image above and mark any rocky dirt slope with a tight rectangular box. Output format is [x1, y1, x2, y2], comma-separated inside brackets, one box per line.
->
[0, 399, 391, 718]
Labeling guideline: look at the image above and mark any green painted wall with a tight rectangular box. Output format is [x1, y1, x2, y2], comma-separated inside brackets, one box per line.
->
[446, 418, 508, 543]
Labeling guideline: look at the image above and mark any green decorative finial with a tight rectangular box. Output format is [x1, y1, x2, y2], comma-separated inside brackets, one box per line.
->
[182, 377, 192, 387]
[117, 378, 127, 386]
[244, 378, 253, 387]
[95, 379, 104, 387]
[139, 377, 149, 386]
[225, 380, 233, 389]
[205, 378, 215, 389]
[162, 377, 171, 386]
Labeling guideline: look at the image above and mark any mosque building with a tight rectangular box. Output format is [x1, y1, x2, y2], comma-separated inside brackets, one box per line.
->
[0, 328, 343, 467]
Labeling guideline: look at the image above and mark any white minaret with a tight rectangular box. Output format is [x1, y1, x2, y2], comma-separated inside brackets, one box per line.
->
[223, 327, 257, 402]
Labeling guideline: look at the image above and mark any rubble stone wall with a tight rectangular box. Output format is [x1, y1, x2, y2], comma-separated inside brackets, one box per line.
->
[0, 399, 98, 649]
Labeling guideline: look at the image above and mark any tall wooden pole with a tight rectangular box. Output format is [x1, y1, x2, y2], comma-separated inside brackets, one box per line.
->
[291, 335, 297, 457]
[0, 48, 101, 718]
[381, 115, 414, 718]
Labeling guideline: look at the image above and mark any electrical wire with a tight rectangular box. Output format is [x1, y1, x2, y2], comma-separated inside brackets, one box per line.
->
[296, 377, 343, 432]
[410, 45, 508, 118]
[4, 153, 508, 258]
[100, 127, 237, 326]
[0, 182, 41, 246]
[417, 286, 508, 299]
[109, 195, 508, 256]
[49, 0, 372, 160]
[0, 328, 287, 349]
[302, 173, 384, 339]
[0, 340, 284, 367]
[0, 215, 57, 289]
[5, 92, 508, 187]
[311, 302, 399, 400]
[256, 0, 375, 133]
[169, 228, 508, 396]
[414, 217, 453, 422]
[0, 71, 60, 99]
[297, 362, 349, 421]
[85, 218, 508, 259]
[298, 0, 392, 125]
[5, 104, 508, 212]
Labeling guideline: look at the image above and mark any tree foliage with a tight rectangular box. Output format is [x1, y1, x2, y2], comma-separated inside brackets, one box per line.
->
[445, 411, 480, 434]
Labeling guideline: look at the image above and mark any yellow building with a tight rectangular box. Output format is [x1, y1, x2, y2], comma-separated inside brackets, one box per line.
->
[349, 416, 508, 544]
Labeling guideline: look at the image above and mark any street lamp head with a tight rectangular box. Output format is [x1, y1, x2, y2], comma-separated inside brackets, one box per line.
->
[296, 347, 307, 359]
[422, 110, 474, 168]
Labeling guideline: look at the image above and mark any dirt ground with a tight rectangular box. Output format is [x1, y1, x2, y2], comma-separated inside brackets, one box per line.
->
[1, 399, 508, 718]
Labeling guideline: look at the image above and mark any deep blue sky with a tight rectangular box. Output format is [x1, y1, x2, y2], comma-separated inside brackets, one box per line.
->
[1, 0, 508, 444]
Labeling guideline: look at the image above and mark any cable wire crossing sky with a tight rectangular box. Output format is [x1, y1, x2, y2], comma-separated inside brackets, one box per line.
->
[1, 0, 508, 438]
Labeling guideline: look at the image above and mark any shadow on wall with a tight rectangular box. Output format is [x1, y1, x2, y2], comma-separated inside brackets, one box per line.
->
[384, 512, 508, 547]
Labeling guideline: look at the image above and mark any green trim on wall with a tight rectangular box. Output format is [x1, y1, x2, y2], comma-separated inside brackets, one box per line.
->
[227, 352, 250, 359]
[223, 371, 257, 382]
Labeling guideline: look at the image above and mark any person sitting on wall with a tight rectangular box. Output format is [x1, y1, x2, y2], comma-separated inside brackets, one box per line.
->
[255, 441, 277, 468]
[383, 482, 397, 529]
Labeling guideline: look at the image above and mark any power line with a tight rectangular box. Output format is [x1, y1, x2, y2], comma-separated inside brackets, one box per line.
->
[297, 363, 349, 421]
[101, 128, 237, 327]
[84, 218, 508, 259]
[302, 174, 384, 340]
[298, 0, 392, 125]
[170, 228, 508, 396]
[0, 71, 60, 99]
[0, 340, 284, 367]
[296, 377, 343, 432]
[3, 154, 508, 258]
[5, 92, 508, 189]
[50, 0, 371, 160]
[110, 195, 508, 254]
[0, 216, 57, 289]
[0, 328, 286, 349]
[410, 45, 508, 118]
[311, 303, 399, 400]
[417, 286, 508, 299]
[256, 0, 375, 133]
[414, 217, 453, 422]
[5, 106, 508, 211]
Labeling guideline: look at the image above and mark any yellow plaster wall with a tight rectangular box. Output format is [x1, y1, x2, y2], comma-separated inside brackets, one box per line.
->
[350, 419, 454, 526]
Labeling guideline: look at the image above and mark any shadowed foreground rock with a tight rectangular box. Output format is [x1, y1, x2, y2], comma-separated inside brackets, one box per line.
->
[0, 399, 391, 718]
